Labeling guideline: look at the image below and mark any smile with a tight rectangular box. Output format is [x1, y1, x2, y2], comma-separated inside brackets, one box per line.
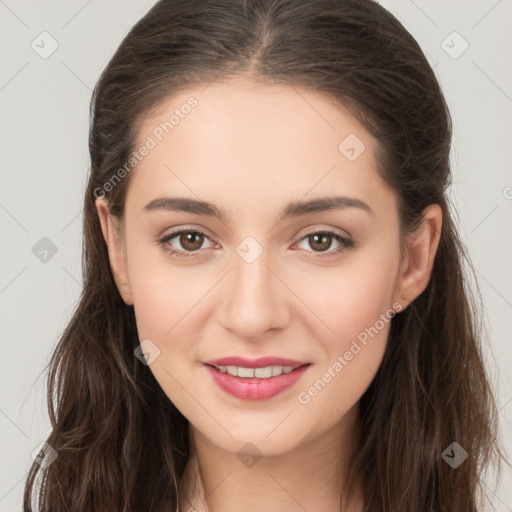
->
[204, 363, 311, 400]
[211, 364, 298, 378]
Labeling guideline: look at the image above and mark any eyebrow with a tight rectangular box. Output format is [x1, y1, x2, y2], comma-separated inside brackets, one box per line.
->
[142, 195, 374, 221]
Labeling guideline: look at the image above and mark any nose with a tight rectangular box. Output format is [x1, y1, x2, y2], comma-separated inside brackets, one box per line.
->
[217, 248, 291, 340]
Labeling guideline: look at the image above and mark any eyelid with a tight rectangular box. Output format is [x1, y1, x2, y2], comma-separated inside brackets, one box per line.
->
[291, 227, 354, 257]
[157, 224, 354, 257]
[161, 224, 213, 238]
[297, 225, 352, 240]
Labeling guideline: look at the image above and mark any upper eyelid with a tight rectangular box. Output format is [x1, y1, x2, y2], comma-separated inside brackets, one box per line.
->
[162, 225, 351, 239]
[162, 225, 214, 243]
[161, 225, 352, 248]
[298, 225, 351, 240]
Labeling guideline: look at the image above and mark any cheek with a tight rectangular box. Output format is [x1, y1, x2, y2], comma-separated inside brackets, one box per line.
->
[126, 238, 212, 339]
[292, 238, 400, 344]
[295, 321, 389, 437]
[292, 243, 399, 414]
[295, 274, 397, 427]
[129, 263, 207, 401]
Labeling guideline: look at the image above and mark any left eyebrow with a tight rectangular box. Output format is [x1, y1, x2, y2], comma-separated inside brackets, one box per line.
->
[278, 195, 374, 220]
[142, 194, 375, 221]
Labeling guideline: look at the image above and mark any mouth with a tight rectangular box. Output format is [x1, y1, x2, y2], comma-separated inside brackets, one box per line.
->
[203, 361, 312, 401]
[204, 362, 309, 379]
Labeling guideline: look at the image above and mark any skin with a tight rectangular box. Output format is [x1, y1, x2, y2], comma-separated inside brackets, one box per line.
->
[96, 75, 442, 512]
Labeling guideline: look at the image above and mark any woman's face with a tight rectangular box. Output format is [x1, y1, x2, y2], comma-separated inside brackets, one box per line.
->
[96, 75, 430, 458]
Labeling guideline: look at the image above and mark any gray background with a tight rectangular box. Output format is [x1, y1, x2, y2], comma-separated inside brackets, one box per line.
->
[1, 1, 511, 510]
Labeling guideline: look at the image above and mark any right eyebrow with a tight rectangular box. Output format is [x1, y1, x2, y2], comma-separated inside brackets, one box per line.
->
[142, 197, 227, 219]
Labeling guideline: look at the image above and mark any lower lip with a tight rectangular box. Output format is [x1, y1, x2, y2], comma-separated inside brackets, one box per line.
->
[204, 364, 310, 400]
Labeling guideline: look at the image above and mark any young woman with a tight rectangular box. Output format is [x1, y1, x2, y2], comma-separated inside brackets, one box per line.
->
[23, 0, 505, 511]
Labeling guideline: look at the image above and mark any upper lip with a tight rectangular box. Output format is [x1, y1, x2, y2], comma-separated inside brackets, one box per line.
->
[204, 357, 309, 369]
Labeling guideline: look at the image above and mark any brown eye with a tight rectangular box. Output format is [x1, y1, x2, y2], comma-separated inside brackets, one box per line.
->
[157, 228, 214, 257]
[179, 232, 205, 251]
[307, 233, 333, 252]
[295, 230, 354, 257]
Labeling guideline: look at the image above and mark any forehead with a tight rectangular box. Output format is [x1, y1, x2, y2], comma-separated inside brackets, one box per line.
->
[137, 75, 370, 158]
[127, 75, 393, 218]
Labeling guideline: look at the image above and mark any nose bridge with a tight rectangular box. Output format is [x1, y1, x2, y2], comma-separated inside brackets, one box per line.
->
[219, 240, 288, 338]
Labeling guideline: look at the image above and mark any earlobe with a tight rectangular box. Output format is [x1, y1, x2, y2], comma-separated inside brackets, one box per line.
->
[95, 198, 134, 306]
[394, 204, 443, 309]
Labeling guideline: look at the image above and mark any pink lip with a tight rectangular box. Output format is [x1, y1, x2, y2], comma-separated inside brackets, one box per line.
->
[204, 362, 311, 401]
[204, 356, 307, 368]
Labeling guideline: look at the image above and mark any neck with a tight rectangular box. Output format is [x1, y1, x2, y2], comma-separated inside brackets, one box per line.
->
[178, 403, 365, 512]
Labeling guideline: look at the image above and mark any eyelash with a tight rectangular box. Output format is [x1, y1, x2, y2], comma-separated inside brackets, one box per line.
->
[156, 227, 354, 259]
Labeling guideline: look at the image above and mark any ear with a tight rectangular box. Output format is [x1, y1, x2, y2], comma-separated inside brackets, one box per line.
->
[393, 203, 442, 310]
[95, 197, 133, 306]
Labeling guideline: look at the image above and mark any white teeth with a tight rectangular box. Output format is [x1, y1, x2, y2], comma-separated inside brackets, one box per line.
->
[255, 366, 272, 378]
[272, 365, 284, 376]
[216, 365, 297, 378]
[238, 366, 255, 378]
[226, 366, 238, 376]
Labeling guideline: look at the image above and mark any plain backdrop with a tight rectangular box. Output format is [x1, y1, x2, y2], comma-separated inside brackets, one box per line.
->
[1, 1, 511, 510]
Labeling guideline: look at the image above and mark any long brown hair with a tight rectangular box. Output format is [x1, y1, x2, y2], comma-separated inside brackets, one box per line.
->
[23, 0, 505, 510]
